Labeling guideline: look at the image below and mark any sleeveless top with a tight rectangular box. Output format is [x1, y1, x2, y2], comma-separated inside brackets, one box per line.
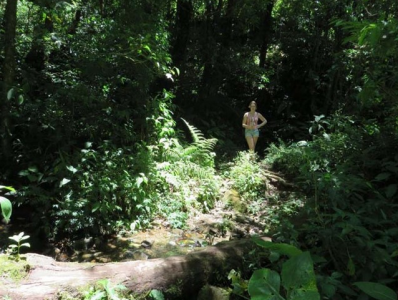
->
[246, 112, 258, 127]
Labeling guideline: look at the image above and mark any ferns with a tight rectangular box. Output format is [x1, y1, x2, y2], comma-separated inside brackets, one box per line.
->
[161, 119, 218, 168]
[180, 118, 218, 167]
[155, 118, 220, 215]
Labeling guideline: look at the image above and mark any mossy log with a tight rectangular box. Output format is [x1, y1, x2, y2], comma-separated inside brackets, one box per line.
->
[0, 237, 270, 300]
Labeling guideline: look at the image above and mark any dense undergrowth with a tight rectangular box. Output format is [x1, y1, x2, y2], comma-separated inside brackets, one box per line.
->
[262, 113, 398, 300]
[2, 110, 397, 300]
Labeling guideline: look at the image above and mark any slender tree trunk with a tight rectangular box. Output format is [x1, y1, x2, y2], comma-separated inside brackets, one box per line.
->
[222, 0, 236, 46]
[259, 0, 275, 68]
[1, 0, 18, 162]
[171, 0, 193, 66]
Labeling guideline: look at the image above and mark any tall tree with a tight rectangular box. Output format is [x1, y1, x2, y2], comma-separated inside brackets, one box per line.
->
[0, 0, 18, 164]
[259, 0, 275, 68]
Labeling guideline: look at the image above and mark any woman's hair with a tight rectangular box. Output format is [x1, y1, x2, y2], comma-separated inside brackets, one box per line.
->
[248, 101, 257, 108]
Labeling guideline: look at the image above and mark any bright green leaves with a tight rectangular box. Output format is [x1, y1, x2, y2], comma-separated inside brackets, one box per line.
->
[248, 238, 398, 300]
[0, 196, 12, 223]
[8, 232, 30, 260]
[248, 269, 282, 300]
[249, 239, 320, 300]
[281, 252, 320, 300]
[253, 238, 303, 257]
[353, 282, 397, 300]
[0, 185, 14, 223]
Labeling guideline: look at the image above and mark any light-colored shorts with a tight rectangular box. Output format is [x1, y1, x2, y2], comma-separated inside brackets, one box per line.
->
[245, 129, 259, 137]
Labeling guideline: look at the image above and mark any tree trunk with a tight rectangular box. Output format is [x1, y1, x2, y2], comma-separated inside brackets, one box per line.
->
[0, 0, 17, 163]
[0, 237, 270, 300]
[259, 0, 275, 68]
[171, 0, 193, 66]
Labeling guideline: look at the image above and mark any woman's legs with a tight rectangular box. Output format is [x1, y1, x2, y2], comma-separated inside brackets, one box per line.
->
[246, 136, 255, 151]
[253, 136, 259, 151]
[245, 130, 259, 152]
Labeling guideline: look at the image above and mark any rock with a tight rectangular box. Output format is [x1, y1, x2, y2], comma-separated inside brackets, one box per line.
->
[121, 250, 149, 260]
[132, 250, 149, 260]
[141, 240, 152, 249]
[197, 285, 230, 300]
[222, 189, 247, 213]
[121, 250, 135, 259]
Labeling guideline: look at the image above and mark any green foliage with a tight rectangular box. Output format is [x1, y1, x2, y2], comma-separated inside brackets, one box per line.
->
[0, 186, 14, 224]
[148, 290, 164, 300]
[353, 282, 397, 300]
[51, 142, 158, 237]
[265, 112, 398, 299]
[83, 279, 129, 300]
[0, 254, 30, 282]
[230, 240, 320, 300]
[7, 232, 30, 261]
[227, 152, 266, 201]
[155, 118, 220, 220]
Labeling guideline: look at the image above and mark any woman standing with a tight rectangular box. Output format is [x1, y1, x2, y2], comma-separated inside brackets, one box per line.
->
[242, 101, 267, 152]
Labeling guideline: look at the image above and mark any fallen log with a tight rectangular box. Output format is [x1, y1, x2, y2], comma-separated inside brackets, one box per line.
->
[0, 236, 270, 300]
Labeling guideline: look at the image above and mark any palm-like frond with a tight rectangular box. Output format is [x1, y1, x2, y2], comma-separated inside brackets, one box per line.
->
[181, 118, 203, 144]
[181, 118, 217, 150]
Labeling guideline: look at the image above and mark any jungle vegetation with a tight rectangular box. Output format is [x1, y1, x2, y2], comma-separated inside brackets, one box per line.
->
[1, 0, 397, 299]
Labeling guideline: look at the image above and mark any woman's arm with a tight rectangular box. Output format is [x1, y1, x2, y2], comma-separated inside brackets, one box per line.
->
[257, 113, 267, 128]
[242, 113, 250, 129]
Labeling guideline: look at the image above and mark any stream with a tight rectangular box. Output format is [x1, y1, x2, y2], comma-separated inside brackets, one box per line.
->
[1, 195, 268, 263]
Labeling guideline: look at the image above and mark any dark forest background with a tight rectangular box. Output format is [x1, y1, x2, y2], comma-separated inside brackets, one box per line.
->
[1, 0, 398, 299]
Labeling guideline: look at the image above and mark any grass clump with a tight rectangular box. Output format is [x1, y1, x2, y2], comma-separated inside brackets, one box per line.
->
[0, 254, 30, 282]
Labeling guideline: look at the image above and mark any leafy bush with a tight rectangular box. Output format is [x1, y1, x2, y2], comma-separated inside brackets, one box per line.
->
[50, 141, 159, 237]
[153, 118, 220, 225]
[227, 152, 266, 201]
[264, 113, 398, 298]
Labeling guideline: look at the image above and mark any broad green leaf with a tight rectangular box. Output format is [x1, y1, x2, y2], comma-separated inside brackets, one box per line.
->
[7, 88, 15, 100]
[281, 252, 319, 299]
[353, 282, 397, 300]
[248, 268, 282, 300]
[92, 202, 101, 212]
[297, 141, 308, 147]
[0, 186, 16, 192]
[385, 184, 397, 198]
[136, 177, 144, 187]
[9, 232, 29, 242]
[375, 173, 391, 181]
[0, 196, 12, 223]
[90, 291, 106, 300]
[253, 238, 302, 257]
[20, 235, 30, 241]
[288, 289, 320, 300]
[347, 256, 355, 276]
[28, 166, 38, 172]
[18, 94, 24, 105]
[59, 178, 71, 187]
[66, 165, 78, 173]
[149, 289, 165, 300]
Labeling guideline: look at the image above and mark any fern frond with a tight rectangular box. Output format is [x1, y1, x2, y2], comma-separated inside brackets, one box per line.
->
[181, 118, 217, 149]
[181, 118, 205, 144]
[195, 138, 217, 151]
